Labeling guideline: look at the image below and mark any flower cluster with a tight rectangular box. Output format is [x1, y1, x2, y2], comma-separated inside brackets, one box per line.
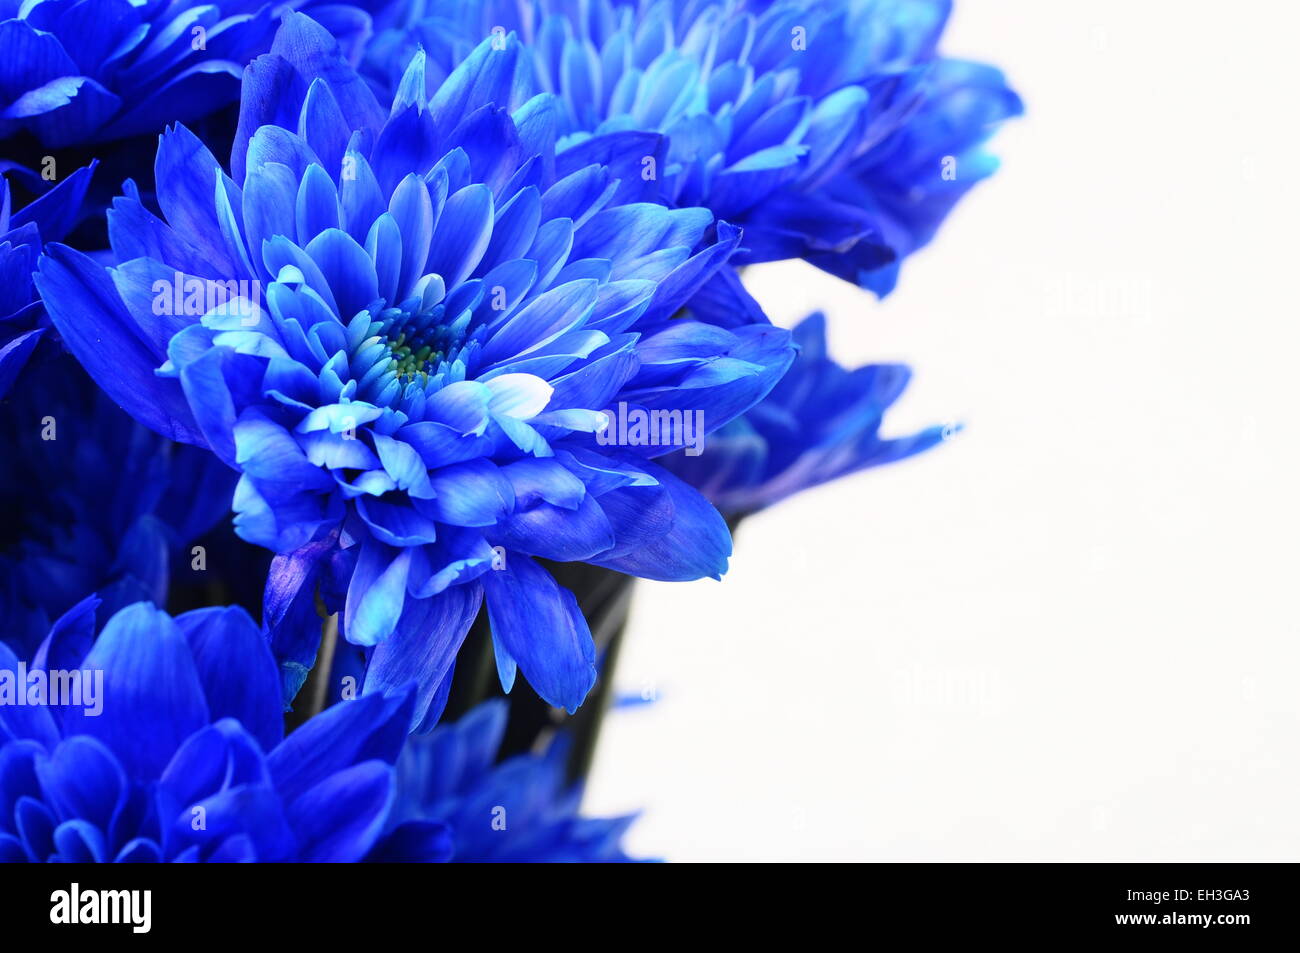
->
[0, 599, 424, 862]
[366, 0, 1022, 294]
[40, 13, 796, 725]
[3, 598, 632, 862]
[0, 0, 1016, 863]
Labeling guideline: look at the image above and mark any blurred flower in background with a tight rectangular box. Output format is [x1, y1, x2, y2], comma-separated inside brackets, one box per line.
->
[666, 312, 947, 515]
[0, 599, 431, 863]
[381, 699, 640, 862]
[0, 358, 235, 660]
[0, 165, 94, 396]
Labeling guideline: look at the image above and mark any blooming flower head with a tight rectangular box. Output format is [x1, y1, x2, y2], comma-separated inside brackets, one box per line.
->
[0, 356, 234, 659]
[38, 14, 795, 727]
[0, 0, 378, 149]
[0, 164, 94, 395]
[0, 598, 429, 862]
[365, 0, 1022, 294]
[383, 699, 639, 862]
[665, 311, 946, 515]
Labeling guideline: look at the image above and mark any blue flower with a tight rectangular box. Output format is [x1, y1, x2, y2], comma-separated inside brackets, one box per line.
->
[0, 164, 94, 396]
[37, 14, 795, 727]
[805, 56, 1024, 296]
[665, 312, 946, 514]
[0, 597, 424, 862]
[364, 0, 1021, 294]
[0, 356, 235, 660]
[379, 699, 639, 862]
[0, 0, 379, 149]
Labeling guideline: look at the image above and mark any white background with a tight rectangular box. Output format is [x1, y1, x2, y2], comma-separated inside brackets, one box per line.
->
[585, 0, 1300, 860]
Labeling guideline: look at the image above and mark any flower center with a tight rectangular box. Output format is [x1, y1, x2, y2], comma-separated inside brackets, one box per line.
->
[374, 299, 467, 386]
[351, 290, 474, 407]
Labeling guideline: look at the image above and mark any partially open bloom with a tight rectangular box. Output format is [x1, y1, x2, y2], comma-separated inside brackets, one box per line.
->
[666, 311, 946, 515]
[0, 0, 378, 148]
[382, 699, 639, 862]
[0, 598, 432, 862]
[37, 14, 794, 726]
[366, 0, 1021, 294]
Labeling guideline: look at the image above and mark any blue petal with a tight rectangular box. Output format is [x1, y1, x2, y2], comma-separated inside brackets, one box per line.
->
[154, 123, 239, 275]
[31, 594, 99, 676]
[286, 760, 394, 862]
[267, 689, 413, 804]
[305, 227, 378, 320]
[423, 459, 514, 527]
[35, 244, 203, 445]
[262, 534, 339, 705]
[483, 556, 596, 713]
[62, 603, 209, 780]
[428, 33, 522, 135]
[426, 184, 494, 289]
[591, 462, 732, 581]
[0, 641, 59, 748]
[363, 583, 483, 731]
[174, 606, 283, 753]
[366, 819, 453, 862]
[34, 736, 128, 834]
[343, 542, 412, 647]
[491, 492, 615, 561]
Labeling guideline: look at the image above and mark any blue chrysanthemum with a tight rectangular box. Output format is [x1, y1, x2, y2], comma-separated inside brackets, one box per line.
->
[37, 14, 795, 727]
[0, 597, 435, 863]
[379, 699, 639, 862]
[665, 311, 946, 514]
[0, 356, 235, 659]
[0, 0, 378, 148]
[365, 0, 1021, 295]
[0, 164, 94, 395]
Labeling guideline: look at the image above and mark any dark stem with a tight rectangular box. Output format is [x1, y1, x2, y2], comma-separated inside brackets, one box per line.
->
[563, 579, 634, 783]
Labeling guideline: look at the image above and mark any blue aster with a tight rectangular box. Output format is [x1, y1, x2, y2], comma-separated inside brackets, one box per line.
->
[364, 0, 1021, 295]
[0, 597, 432, 862]
[0, 0, 379, 149]
[0, 163, 94, 396]
[665, 311, 946, 514]
[0, 356, 236, 660]
[378, 699, 640, 862]
[37, 14, 795, 728]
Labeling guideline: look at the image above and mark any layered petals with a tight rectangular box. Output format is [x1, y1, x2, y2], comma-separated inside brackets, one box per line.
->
[0, 0, 379, 149]
[0, 600, 420, 863]
[365, 0, 1021, 295]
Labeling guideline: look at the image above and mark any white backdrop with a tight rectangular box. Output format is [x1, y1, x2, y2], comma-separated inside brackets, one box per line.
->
[584, 0, 1300, 861]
